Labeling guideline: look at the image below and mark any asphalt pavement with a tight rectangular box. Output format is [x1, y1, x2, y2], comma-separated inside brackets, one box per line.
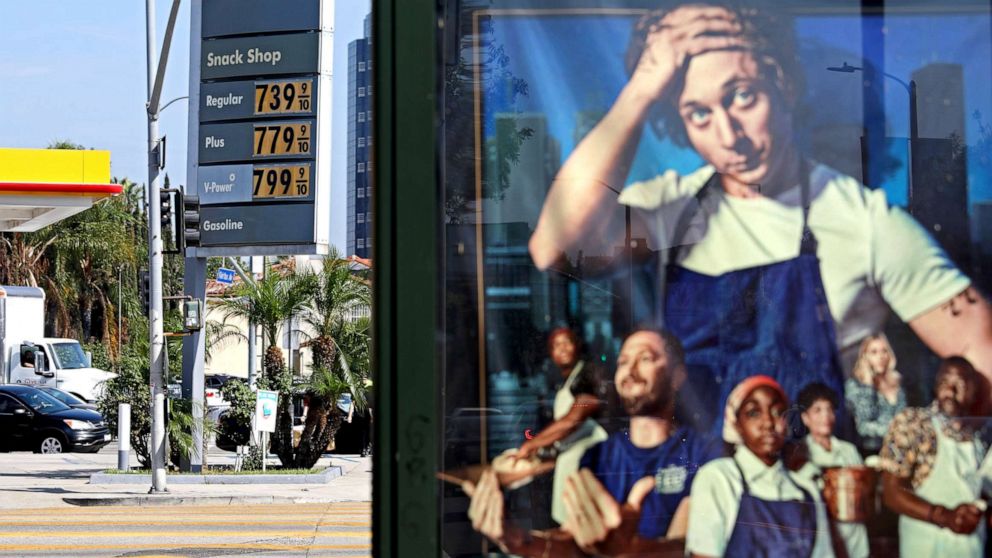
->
[0, 442, 373, 556]
[0, 502, 371, 557]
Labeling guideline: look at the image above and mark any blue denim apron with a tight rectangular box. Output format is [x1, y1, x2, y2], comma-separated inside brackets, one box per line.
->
[725, 458, 818, 558]
[663, 165, 848, 437]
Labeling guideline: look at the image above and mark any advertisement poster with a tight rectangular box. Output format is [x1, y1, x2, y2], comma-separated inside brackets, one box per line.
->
[435, 0, 992, 556]
[254, 389, 279, 434]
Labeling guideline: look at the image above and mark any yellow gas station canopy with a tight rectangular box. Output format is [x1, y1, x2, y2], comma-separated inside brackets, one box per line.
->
[0, 148, 122, 232]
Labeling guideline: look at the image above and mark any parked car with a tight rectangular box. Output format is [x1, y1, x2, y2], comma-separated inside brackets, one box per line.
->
[205, 374, 234, 390]
[36, 386, 98, 411]
[214, 409, 251, 452]
[0, 385, 110, 454]
[205, 375, 235, 408]
[205, 387, 229, 408]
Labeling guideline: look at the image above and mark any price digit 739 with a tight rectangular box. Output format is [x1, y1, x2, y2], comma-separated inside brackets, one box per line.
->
[254, 79, 313, 115]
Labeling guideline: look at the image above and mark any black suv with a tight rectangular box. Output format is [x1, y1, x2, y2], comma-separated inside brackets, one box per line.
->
[0, 385, 111, 454]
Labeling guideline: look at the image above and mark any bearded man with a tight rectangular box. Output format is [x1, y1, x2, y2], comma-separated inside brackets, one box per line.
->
[466, 328, 720, 557]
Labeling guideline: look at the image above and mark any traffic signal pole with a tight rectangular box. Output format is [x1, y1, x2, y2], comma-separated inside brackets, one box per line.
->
[146, 0, 182, 494]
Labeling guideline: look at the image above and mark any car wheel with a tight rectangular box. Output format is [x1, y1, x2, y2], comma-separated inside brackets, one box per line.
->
[38, 435, 65, 454]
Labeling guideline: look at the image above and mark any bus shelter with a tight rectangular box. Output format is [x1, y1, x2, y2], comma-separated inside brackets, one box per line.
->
[374, 1, 992, 556]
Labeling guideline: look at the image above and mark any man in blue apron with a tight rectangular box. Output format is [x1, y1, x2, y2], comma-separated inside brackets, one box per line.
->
[527, 1, 992, 436]
[463, 328, 719, 556]
[879, 357, 992, 557]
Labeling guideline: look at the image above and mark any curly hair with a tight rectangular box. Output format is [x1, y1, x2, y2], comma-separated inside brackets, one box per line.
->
[546, 327, 580, 355]
[624, 0, 805, 146]
[797, 381, 838, 412]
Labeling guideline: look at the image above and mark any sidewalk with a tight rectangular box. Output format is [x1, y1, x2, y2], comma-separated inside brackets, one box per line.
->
[0, 443, 371, 508]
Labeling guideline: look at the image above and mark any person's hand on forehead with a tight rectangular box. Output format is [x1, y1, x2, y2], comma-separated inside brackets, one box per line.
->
[652, 5, 742, 46]
[633, 5, 745, 103]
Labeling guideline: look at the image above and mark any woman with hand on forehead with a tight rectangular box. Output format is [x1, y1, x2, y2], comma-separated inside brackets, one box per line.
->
[686, 376, 833, 557]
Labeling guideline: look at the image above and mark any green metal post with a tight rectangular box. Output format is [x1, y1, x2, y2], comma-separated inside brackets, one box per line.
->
[373, 0, 438, 555]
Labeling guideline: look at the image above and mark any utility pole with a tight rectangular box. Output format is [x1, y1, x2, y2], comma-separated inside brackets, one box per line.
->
[225, 257, 259, 388]
[181, 0, 207, 474]
[145, 0, 182, 493]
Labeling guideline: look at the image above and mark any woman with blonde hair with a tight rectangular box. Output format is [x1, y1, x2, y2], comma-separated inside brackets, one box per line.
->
[845, 333, 906, 454]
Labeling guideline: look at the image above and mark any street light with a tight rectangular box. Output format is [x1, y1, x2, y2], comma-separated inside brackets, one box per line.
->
[827, 62, 918, 140]
[827, 61, 918, 203]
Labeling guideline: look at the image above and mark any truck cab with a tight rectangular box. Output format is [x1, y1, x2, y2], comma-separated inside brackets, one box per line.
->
[0, 286, 117, 404]
[7, 340, 115, 403]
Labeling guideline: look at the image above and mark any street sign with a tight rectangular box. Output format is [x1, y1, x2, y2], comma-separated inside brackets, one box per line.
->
[215, 267, 236, 284]
[254, 390, 278, 433]
[200, 33, 320, 81]
[202, 0, 322, 39]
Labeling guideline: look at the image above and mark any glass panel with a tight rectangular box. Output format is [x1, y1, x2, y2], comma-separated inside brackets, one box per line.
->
[51, 342, 88, 369]
[437, 1, 992, 556]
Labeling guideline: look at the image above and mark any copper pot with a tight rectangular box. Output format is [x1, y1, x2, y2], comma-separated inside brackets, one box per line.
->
[822, 466, 876, 522]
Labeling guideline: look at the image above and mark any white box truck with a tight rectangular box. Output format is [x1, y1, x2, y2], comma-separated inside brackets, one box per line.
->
[0, 286, 117, 403]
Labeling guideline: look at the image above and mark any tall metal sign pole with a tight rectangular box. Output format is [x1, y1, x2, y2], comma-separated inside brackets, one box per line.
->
[181, 0, 207, 474]
[146, 0, 182, 493]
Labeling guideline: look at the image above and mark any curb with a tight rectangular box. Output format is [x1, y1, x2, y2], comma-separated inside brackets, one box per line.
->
[88, 465, 342, 485]
[62, 495, 368, 507]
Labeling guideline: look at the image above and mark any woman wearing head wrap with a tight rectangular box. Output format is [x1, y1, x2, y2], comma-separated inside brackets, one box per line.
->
[686, 376, 833, 557]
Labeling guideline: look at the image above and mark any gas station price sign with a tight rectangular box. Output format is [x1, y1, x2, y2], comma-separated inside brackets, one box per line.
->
[192, 0, 332, 255]
[252, 122, 312, 157]
[255, 79, 313, 115]
[252, 163, 310, 198]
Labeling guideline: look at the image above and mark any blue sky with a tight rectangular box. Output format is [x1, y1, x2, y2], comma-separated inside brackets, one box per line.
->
[0, 0, 369, 252]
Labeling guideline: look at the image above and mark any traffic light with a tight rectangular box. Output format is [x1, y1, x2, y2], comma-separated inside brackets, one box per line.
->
[160, 191, 175, 251]
[181, 194, 201, 250]
[183, 299, 204, 331]
[139, 269, 150, 315]
[159, 191, 173, 230]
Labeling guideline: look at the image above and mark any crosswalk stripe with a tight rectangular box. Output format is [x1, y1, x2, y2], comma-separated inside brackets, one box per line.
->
[0, 509, 370, 517]
[0, 542, 371, 552]
[0, 530, 372, 538]
[0, 504, 370, 514]
[0, 519, 371, 527]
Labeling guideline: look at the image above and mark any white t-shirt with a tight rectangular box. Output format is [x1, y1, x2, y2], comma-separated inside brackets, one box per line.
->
[619, 163, 970, 368]
[799, 435, 869, 558]
[686, 446, 833, 558]
[804, 434, 864, 469]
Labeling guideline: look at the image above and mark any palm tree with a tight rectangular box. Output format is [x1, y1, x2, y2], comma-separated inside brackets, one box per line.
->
[204, 317, 242, 364]
[0, 171, 144, 354]
[212, 264, 314, 466]
[293, 252, 371, 467]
